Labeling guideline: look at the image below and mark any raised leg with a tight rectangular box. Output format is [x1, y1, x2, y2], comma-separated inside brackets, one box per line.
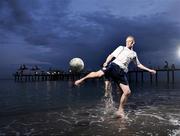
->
[74, 70, 104, 86]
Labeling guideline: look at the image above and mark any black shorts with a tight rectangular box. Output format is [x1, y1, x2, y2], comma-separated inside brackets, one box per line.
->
[101, 62, 129, 85]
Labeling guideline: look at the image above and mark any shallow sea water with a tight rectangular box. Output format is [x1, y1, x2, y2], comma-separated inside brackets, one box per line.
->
[0, 80, 180, 136]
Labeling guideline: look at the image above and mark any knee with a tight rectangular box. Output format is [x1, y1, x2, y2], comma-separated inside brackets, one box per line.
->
[124, 90, 131, 96]
[96, 71, 104, 77]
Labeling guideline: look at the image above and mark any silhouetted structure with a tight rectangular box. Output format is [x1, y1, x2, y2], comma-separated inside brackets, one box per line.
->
[171, 64, 175, 69]
[164, 61, 169, 69]
[13, 67, 180, 85]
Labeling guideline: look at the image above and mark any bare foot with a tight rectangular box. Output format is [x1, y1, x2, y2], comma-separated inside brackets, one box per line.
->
[114, 110, 125, 118]
[74, 79, 83, 86]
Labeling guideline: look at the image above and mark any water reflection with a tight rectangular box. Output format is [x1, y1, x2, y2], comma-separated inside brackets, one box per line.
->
[0, 80, 180, 135]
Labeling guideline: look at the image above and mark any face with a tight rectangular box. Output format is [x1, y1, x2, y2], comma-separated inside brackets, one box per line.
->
[126, 37, 135, 48]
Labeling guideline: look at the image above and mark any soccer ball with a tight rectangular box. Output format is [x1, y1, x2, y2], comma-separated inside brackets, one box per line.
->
[69, 58, 84, 72]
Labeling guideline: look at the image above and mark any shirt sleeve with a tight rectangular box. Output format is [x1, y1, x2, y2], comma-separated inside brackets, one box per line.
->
[111, 46, 123, 58]
[133, 52, 141, 66]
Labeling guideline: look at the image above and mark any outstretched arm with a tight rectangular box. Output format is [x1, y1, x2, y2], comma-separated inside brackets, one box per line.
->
[103, 54, 114, 67]
[137, 64, 156, 74]
[133, 52, 156, 74]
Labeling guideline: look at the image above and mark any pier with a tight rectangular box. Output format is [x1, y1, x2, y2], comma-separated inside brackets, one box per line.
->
[13, 73, 83, 82]
[128, 68, 180, 84]
[13, 68, 180, 84]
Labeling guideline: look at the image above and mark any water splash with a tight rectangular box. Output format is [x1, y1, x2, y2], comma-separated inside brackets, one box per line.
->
[102, 96, 116, 115]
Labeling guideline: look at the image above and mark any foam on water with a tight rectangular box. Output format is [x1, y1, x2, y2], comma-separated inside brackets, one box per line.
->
[170, 129, 180, 136]
[135, 113, 166, 121]
[0, 101, 179, 135]
[167, 113, 180, 136]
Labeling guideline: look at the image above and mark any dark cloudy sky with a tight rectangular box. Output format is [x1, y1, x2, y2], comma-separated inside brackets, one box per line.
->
[0, 0, 180, 78]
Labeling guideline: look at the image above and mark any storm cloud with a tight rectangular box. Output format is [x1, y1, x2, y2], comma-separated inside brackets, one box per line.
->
[0, 0, 180, 78]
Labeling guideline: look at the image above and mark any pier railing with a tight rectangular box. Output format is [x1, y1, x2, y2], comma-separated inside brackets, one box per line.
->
[13, 68, 180, 84]
[128, 68, 180, 84]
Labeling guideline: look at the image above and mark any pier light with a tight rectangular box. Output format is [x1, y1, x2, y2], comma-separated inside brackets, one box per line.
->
[47, 72, 50, 75]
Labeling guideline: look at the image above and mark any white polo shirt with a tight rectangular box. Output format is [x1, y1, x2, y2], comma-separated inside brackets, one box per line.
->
[111, 46, 141, 72]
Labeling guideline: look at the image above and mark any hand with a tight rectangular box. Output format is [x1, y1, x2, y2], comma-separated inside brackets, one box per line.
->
[149, 69, 156, 74]
[102, 67, 107, 70]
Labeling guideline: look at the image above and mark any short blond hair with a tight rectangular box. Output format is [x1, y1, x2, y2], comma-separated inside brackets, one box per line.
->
[126, 35, 135, 44]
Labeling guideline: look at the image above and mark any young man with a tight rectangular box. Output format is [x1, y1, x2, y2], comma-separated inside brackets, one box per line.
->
[75, 36, 156, 118]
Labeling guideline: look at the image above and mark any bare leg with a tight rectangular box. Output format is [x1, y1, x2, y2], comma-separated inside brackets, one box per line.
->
[74, 70, 104, 86]
[115, 83, 131, 118]
[104, 80, 112, 97]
